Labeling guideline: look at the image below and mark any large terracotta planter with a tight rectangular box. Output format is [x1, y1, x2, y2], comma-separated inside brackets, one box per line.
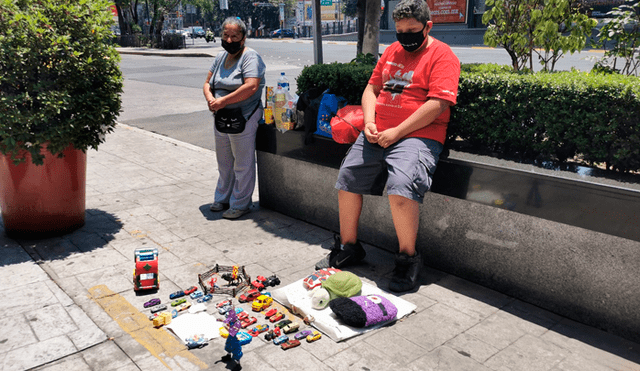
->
[0, 144, 86, 237]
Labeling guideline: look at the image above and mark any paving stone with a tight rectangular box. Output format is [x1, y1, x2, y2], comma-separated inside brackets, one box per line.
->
[321, 339, 409, 371]
[31, 353, 92, 371]
[44, 280, 75, 307]
[391, 303, 478, 352]
[552, 353, 617, 371]
[26, 304, 79, 341]
[81, 339, 138, 371]
[0, 259, 49, 288]
[0, 282, 59, 317]
[0, 314, 38, 354]
[65, 304, 107, 350]
[45, 248, 128, 279]
[1, 335, 77, 371]
[364, 325, 428, 364]
[75, 265, 133, 294]
[445, 332, 501, 363]
[406, 345, 494, 371]
[465, 307, 555, 350]
[254, 342, 331, 371]
[484, 334, 570, 371]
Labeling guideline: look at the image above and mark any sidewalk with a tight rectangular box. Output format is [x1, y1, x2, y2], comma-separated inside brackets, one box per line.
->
[1, 124, 639, 371]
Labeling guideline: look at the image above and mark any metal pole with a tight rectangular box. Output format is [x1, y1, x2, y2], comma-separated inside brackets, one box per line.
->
[313, 0, 323, 64]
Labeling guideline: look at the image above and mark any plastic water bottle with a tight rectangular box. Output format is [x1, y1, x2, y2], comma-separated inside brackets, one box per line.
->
[277, 72, 289, 92]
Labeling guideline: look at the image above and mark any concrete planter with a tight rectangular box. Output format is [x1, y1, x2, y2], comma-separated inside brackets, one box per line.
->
[256, 124, 640, 343]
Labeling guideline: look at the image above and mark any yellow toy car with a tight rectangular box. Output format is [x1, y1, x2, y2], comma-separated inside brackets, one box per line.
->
[251, 294, 273, 312]
[306, 330, 322, 343]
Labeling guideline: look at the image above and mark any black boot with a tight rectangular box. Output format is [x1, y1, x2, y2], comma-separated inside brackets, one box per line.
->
[388, 251, 422, 292]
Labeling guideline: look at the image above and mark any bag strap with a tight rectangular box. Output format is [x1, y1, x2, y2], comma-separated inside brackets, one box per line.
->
[334, 113, 360, 132]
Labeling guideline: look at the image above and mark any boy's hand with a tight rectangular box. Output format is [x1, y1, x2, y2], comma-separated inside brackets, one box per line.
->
[364, 122, 379, 143]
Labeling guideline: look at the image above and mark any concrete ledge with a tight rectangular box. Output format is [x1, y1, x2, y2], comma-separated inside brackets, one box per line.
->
[256, 125, 640, 343]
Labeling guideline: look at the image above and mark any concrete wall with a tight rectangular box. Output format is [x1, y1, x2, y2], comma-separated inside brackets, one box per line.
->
[256, 128, 640, 343]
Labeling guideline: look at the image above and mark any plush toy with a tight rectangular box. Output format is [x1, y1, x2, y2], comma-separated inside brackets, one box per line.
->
[303, 268, 341, 290]
[329, 294, 398, 328]
[309, 271, 362, 309]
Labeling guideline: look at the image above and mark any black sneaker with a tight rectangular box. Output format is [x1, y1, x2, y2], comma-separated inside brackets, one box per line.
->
[388, 251, 422, 292]
[315, 235, 366, 270]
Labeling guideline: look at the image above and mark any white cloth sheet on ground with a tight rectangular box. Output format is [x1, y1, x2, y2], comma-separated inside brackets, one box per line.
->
[271, 278, 417, 342]
[165, 311, 224, 344]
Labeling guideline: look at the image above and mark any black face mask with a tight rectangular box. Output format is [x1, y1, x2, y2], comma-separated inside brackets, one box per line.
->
[396, 24, 426, 52]
[222, 39, 243, 55]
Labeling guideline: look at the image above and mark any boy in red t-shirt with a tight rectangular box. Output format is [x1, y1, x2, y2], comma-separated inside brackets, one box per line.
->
[316, 0, 460, 292]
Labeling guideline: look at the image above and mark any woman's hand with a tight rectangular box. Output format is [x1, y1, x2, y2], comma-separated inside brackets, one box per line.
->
[364, 122, 379, 143]
[207, 97, 217, 112]
[210, 97, 227, 113]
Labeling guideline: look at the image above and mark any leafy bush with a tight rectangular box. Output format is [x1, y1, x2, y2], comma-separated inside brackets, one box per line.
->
[296, 62, 374, 105]
[296, 62, 640, 172]
[0, 0, 123, 165]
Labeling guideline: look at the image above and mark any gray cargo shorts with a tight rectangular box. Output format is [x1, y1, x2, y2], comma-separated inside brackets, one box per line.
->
[335, 132, 443, 203]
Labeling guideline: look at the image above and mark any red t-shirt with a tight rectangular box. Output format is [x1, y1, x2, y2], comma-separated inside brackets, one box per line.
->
[368, 38, 460, 144]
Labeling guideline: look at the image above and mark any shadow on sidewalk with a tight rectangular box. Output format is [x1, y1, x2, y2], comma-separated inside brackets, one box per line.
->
[1, 209, 123, 263]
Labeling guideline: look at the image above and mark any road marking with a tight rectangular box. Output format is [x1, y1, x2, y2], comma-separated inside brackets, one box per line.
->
[88, 285, 208, 370]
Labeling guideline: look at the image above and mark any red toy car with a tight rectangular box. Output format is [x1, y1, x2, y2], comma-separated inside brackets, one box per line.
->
[133, 248, 159, 291]
[251, 279, 265, 290]
[241, 316, 257, 328]
[264, 308, 278, 319]
[184, 286, 198, 295]
[281, 339, 301, 350]
[238, 289, 261, 303]
[216, 300, 232, 308]
[269, 312, 285, 323]
[237, 311, 249, 321]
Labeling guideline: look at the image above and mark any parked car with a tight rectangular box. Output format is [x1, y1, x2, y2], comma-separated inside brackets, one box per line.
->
[271, 29, 294, 38]
[188, 26, 205, 38]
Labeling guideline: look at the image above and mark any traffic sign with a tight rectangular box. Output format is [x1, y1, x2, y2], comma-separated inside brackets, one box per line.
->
[321, 0, 332, 5]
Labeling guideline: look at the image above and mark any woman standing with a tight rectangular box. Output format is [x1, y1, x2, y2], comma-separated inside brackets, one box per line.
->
[203, 17, 265, 219]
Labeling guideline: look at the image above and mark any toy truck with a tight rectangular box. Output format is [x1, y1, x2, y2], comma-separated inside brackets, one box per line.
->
[133, 248, 159, 291]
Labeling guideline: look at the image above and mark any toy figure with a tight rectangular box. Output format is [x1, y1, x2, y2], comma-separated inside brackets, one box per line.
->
[221, 305, 245, 371]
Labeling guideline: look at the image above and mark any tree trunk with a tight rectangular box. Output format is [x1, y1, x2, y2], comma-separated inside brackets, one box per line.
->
[357, 0, 365, 55]
[362, 0, 381, 59]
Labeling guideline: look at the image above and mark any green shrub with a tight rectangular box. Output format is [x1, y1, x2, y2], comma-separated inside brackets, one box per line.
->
[296, 62, 640, 172]
[296, 62, 374, 105]
[0, 0, 123, 165]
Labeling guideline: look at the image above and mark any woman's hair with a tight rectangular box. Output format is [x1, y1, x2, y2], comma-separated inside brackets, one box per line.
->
[222, 17, 247, 37]
[392, 0, 431, 24]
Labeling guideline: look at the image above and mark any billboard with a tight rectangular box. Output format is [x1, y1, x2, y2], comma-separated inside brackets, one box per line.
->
[427, 0, 467, 23]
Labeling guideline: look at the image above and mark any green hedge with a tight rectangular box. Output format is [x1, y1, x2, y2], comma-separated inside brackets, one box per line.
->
[296, 62, 640, 172]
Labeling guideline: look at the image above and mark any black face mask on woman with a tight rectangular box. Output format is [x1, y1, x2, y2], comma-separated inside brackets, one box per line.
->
[396, 24, 426, 52]
[222, 39, 243, 55]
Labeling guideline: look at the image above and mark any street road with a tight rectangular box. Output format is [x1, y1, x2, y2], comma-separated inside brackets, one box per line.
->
[118, 38, 602, 150]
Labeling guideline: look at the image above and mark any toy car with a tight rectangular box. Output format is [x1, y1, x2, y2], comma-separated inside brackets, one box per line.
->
[251, 295, 273, 311]
[235, 307, 245, 315]
[169, 290, 185, 300]
[306, 330, 322, 343]
[216, 299, 232, 308]
[133, 248, 159, 291]
[265, 274, 281, 287]
[197, 294, 213, 303]
[185, 334, 208, 349]
[282, 322, 300, 334]
[269, 312, 285, 322]
[264, 326, 281, 340]
[281, 339, 301, 350]
[294, 330, 313, 340]
[238, 289, 261, 303]
[237, 311, 249, 321]
[303, 268, 340, 290]
[248, 324, 269, 337]
[171, 298, 186, 307]
[218, 303, 232, 315]
[144, 298, 161, 308]
[177, 302, 192, 312]
[274, 319, 292, 329]
[264, 308, 278, 319]
[184, 286, 198, 295]
[272, 334, 289, 345]
[171, 309, 178, 318]
[150, 304, 167, 313]
[189, 290, 203, 300]
[236, 331, 253, 346]
[250, 279, 265, 290]
[241, 316, 257, 328]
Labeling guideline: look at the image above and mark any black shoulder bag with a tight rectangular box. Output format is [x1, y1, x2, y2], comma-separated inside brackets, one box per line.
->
[210, 54, 258, 134]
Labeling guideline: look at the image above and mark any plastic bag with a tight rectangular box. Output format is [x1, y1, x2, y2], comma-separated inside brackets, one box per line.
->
[330, 105, 364, 144]
[315, 93, 346, 138]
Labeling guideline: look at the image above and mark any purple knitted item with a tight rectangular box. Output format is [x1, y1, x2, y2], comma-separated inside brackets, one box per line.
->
[329, 295, 398, 328]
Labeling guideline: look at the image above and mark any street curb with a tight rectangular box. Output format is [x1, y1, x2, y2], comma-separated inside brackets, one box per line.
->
[116, 123, 214, 154]
[117, 50, 214, 58]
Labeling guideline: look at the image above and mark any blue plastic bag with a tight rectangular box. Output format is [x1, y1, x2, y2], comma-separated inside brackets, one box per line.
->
[315, 93, 346, 138]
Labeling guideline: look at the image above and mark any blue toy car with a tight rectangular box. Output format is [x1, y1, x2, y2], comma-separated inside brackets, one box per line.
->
[197, 294, 213, 303]
[236, 331, 253, 346]
[273, 334, 289, 345]
[190, 290, 204, 300]
[185, 334, 208, 349]
[169, 290, 185, 299]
